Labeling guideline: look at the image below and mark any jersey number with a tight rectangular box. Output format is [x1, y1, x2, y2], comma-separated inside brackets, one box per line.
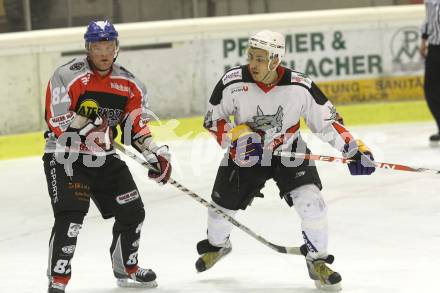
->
[54, 259, 71, 274]
[127, 252, 138, 265]
[52, 86, 69, 105]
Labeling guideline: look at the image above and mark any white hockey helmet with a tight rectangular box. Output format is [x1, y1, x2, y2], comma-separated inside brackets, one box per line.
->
[248, 30, 285, 65]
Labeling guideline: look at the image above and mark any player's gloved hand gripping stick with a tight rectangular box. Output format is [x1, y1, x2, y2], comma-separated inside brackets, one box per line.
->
[273, 149, 440, 175]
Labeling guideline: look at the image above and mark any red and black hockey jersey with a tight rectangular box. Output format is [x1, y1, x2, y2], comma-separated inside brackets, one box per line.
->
[44, 56, 151, 154]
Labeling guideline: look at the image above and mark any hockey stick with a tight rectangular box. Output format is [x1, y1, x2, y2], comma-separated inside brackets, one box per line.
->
[114, 142, 301, 255]
[274, 150, 440, 175]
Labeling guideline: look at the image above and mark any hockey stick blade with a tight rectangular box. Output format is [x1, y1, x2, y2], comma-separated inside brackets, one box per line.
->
[114, 142, 301, 256]
[274, 150, 440, 175]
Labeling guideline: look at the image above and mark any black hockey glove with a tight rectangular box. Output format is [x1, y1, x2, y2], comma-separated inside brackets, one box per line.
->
[343, 139, 375, 176]
[228, 124, 263, 167]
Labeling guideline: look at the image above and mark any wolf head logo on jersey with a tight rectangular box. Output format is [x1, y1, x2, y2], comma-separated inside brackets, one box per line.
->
[204, 110, 214, 129]
[248, 105, 283, 136]
[324, 105, 338, 122]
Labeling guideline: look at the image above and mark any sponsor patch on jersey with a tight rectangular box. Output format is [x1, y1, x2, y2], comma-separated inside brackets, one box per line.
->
[116, 190, 140, 205]
[49, 111, 76, 128]
[230, 85, 249, 94]
[77, 99, 99, 118]
[291, 72, 312, 88]
[111, 82, 130, 93]
[222, 68, 242, 85]
[67, 223, 82, 238]
[61, 245, 76, 254]
[294, 171, 306, 179]
[69, 62, 85, 71]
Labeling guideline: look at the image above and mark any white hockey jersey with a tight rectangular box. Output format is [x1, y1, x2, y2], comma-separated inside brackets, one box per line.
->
[203, 65, 353, 152]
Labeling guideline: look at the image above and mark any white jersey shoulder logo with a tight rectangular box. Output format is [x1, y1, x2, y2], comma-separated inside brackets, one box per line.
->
[222, 68, 242, 85]
[230, 84, 249, 94]
[291, 72, 312, 88]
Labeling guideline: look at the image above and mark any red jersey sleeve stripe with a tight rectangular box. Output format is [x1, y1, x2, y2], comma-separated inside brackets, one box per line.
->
[332, 122, 354, 144]
[216, 119, 227, 145]
[45, 81, 63, 137]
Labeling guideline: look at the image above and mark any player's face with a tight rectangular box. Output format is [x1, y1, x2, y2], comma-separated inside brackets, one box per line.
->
[247, 47, 270, 82]
[88, 41, 116, 72]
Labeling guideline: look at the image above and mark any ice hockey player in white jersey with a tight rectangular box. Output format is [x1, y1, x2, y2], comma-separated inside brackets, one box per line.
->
[195, 30, 376, 291]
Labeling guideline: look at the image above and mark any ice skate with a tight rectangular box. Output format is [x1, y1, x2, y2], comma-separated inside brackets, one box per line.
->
[47, 276, 68, 293]
[195, 239, 232, 272]
[114, 266, 158, 288]
[429, 133, 440, 147]
[300, 245, 342, 291]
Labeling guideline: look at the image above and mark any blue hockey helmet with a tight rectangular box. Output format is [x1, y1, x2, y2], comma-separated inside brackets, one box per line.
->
[84, 20, 120, 66]
[84, 20, 118, 44]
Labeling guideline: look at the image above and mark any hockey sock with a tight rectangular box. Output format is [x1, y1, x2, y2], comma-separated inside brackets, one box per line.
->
[207, 202, 237, 247]
[110, 207, 145, 275]
[48, 211, 85, 282]
[287, 184, 329, 258]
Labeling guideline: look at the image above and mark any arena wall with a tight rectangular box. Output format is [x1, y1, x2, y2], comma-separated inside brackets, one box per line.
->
[0, 5, 424, 135]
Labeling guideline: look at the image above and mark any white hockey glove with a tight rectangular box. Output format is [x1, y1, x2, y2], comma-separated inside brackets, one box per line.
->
[69, 114, 113, 151]
[133, 135, 172, 184]
[142, 145, 172, 184]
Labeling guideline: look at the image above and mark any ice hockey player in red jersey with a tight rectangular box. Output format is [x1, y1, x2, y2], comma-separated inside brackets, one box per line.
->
[195, 30, 376, 291]
[43, 20, 171, 292]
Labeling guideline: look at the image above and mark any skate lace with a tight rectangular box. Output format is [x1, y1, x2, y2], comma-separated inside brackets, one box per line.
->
[202, 252, 217, 264]
[136, 268, 150, 277]
[315, 262, 334, 279]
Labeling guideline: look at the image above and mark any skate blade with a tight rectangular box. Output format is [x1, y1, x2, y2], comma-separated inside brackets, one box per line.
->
[430, 141, 440, 148]
[314, 280, 342, 291]
[116, 278, 158, 288]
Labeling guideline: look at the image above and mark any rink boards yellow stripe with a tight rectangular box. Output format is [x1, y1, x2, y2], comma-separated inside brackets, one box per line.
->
[317, 75, 424, 104]
[0, 100, 433, 160]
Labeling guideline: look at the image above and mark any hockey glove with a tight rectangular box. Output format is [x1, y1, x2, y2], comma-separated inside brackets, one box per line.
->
[142, 145, 172, 184]
[343, 139, 375, 175]
[228, 124, 263, 166]
[70, 114, 113, 151]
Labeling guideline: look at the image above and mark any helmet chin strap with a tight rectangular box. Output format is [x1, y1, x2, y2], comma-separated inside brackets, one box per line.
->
[260, 59, 278, 85]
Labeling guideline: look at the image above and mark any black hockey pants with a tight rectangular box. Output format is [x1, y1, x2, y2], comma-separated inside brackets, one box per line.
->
[43, 152, 145, 283]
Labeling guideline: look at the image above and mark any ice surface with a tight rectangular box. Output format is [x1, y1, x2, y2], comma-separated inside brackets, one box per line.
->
[0, 122, 439, 292]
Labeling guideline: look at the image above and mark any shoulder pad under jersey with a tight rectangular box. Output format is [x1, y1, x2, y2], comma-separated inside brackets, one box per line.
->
[112, 63, 147, 97]
[290, 70, 313, 89]
[55, 56, 91, 85]
[112, 63, 136, 79]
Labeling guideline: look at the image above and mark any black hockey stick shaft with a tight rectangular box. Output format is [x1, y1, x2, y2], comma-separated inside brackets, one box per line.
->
[274, 150, 440, 175]
[114, 142, 301, 255]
